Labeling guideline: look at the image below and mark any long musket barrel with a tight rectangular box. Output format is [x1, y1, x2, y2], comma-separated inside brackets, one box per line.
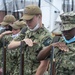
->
[2, 38, 7, 75]
[20, 41, 25, 75]
[50, 46, 56, 75]
[50, 36, 60, 75]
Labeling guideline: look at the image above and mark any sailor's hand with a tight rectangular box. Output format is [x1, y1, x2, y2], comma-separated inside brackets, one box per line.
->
[0, 31, 12, 38]
[23, 38, 33, 47]
[51, 42, 69, 52]
[2, 31, 12, 35]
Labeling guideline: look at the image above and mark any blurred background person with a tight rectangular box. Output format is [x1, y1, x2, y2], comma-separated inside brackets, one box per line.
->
[0, 14, 16, 34]
[0, 20, 26, 75]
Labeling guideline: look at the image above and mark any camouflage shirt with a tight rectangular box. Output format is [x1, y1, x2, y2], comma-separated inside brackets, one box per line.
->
[54, 37, 75, 75]
[0, 34, 13, 70]
[14, 26, 52, 75]
[0, 34, 21, 75]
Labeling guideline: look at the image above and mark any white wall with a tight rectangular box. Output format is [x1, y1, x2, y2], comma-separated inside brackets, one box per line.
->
[41, 0, 51, 30]
[0, 0, 5, 10]
[41, 0, 63, 34]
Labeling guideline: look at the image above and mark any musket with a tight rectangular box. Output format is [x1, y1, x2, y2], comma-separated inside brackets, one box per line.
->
[50, 46, 56, 75]
[20, 41, 25, 75]
[50, 36, 60, 75]
[2, 38, 7, 75]
[19, 26, 27, 75]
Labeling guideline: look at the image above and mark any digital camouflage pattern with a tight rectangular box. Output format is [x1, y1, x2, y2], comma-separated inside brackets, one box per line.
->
[53, 37, 75, 75]
[14, 26, 52, 75]
[6, 46, 20, 75]
[0, 34, 21, 75]
[0, 25, 52, 75]
[60, 11, 75, 31]
[0, 21, 27, 75]
[51, 11, 75, 75]
[0, 34, 13, 67]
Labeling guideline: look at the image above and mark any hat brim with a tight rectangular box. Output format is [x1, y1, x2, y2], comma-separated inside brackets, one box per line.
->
[0, 22, 8, 26]
[21, 14, 35, 20]
[61, 24, 75, 31]
[10, 24, 19, 29]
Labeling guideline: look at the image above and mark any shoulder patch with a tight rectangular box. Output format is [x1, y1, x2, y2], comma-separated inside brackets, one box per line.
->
[43, 37, 51, 46]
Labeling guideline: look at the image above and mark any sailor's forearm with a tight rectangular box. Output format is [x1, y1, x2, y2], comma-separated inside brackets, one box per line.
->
[8, 40, 21, 49]
[0, 33, 4, 39]
[37, 45, 52, 61]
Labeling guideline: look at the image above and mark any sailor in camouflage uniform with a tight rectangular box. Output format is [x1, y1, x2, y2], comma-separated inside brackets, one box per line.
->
[8, 5, 52, 75]
[0, 15, 16, 68]
[37, 11, 75, 75]
[0, 14, 16, 34]
[0, 20, 26, 75]
[55, 11, 75, 75]
[0, 15, 16, 75]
